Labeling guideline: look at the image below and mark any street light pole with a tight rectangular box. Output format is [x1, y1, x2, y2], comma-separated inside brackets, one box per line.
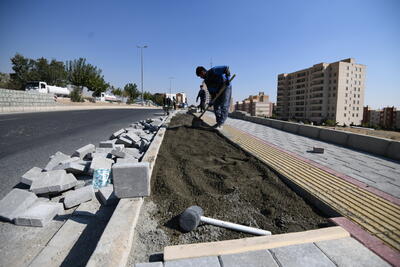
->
[137, 45, 148, 106]
[168, 77, 174, 95]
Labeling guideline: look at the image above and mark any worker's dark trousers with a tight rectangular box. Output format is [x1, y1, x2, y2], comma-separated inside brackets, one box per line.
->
[199, 101, 206, 112]
[213, 85, 232, 126]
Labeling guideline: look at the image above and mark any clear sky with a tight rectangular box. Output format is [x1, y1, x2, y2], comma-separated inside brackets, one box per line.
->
[0, 0, 399, 108]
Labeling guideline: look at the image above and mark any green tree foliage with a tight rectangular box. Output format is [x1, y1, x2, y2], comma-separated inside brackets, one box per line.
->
[9, 53, 67, 89]
[143, 91, 153, 100]
[65, 58, 108, 96]
[124, 83, 140, 103]
[111, 87, 123, 96]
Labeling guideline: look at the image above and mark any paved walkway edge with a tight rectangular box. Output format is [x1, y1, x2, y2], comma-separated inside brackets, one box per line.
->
[86, 112, 176, 267]
[163, 226, 349, 261]
[330, 217, 400, 266]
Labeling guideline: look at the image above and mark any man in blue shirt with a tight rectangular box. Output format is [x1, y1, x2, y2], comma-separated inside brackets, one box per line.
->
[196, 65, 232, 129]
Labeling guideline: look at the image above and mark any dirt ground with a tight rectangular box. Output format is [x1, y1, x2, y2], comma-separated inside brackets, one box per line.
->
[130, 113, 329, 263]
[325, 126, 400, 141]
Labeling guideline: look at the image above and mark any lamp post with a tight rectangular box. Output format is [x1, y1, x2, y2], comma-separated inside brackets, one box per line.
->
[168, 77, 174, 96]
[137, 45, 148, 106]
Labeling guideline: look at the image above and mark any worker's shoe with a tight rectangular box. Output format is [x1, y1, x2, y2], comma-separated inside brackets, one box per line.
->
[212, 123, 223, 131]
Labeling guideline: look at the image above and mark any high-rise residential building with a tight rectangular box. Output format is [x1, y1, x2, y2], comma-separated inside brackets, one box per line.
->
[276, 58, 366, 125]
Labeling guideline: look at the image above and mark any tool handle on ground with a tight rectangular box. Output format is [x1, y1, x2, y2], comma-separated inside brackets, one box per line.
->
[200, 215, 271, 236]
[198, 74, 236, 119]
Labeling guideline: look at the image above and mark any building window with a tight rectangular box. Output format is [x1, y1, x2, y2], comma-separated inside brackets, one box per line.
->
[357, 100, 359, 104]
[346, 80, 349, 84]
[347, 66, 349, 70]
[344, 113, 346, 117]
[356, 114, 358, 117]
[347, 73, 349, 77]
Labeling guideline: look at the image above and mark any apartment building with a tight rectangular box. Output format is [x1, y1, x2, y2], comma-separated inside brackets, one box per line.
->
[235, 92, 273, 117]
[363, 106, 400, 130]
[276, 58, 366, 125]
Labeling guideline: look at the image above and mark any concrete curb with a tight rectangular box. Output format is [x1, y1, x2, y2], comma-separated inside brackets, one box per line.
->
[86, 112, 176, 267]
[229, 112, 400, 161]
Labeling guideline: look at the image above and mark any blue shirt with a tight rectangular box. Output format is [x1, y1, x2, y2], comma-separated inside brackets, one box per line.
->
[204, 66, 230, 95]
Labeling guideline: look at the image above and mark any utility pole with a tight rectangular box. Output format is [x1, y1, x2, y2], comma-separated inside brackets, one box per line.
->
[137, 45, 148, 106]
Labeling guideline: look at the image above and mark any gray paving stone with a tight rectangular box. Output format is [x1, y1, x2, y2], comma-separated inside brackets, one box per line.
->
[315, 237, 390, 267]
[164, 256, 220, 267]
[116, 157, 138, 164]
[219, 250, 278, 267]
[111, 147, 128, 158]
[97, 185, 119, 206]
[14, 201, 63, 227]
[90, 157, 113, 173]
[124, 132, 141, 143]
[270, 243, 335, 267]
[139, 139, 150, 152]
[54, 160, 89, 174]
[30, 171, 78, 194]
[125, 147, 143, 159]
[135, 263, 163, 267]
[112, 162, 150, 198]
[117, 136, 133, 146]
[63, 185, 94, 209]
[21, 166, 43, 186]
[44, 151, 71, 171]
[0, 189, 38, 222]
[111, 128, 126, 139]
[73, 144, 95, 159]
[99, 139, 117, 148]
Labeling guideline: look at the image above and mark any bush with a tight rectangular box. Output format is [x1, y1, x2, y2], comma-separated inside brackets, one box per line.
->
[70, 87, 84, 102]
[325, 119, 337, 127]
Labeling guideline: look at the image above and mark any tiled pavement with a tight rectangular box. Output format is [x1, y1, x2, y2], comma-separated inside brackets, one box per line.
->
[135, 237, 389, 267]
[223, 117, 400, 198]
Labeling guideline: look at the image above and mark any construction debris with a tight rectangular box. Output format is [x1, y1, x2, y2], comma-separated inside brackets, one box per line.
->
[0, 115, 165, 228]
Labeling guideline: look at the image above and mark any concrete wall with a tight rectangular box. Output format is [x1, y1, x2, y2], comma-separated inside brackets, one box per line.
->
[229, 111, 400, 161]
[0, 88, 58, 112]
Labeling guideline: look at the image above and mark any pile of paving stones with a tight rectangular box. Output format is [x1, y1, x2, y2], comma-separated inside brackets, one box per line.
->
[0, 117, 165, 228]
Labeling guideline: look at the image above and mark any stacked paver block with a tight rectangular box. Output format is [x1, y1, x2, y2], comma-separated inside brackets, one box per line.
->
[99, 140, 116, 148]
[111, 129, 126, 139]
[73, 144, 95, 159]
[116, 136, 133, 146]
[90, 157, 113, 173]
[44, 151, 70, 171]
[21, 167, 43, 186]
[14, 201, 63, 227]
[112, 162, 150, 198]
[30, 170, 78, 194]
[0, 189, 38, 222]
[97, 185, 119, 206]
[63, 185, 94, 208]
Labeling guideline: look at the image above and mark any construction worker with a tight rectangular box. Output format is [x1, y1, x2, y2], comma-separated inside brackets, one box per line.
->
[196, 84, 206, 113]
[196, 65, 231, 129]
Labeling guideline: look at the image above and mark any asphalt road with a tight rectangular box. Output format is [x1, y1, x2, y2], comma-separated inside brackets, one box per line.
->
[0, 108, 162, 199]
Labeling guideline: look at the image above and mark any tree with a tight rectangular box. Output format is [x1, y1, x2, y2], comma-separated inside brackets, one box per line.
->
[111, 87, 123, 96]
[65, 58, 108, 96]
[123, 83, 140, 103]
[8, 54, 68, 89]
[143, 91, 153, 101]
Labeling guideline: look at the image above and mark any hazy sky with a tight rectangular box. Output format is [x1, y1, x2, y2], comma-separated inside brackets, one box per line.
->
[0, 0, 399, 108]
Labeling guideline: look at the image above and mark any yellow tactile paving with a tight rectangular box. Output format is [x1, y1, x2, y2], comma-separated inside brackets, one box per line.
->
[202, 114, 400, 251]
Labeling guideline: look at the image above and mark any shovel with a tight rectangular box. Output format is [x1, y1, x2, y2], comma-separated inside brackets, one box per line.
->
[192, 74, 236, 128]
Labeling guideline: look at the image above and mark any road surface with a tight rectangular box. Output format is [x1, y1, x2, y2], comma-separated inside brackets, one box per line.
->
[0, 108, 161, 198]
